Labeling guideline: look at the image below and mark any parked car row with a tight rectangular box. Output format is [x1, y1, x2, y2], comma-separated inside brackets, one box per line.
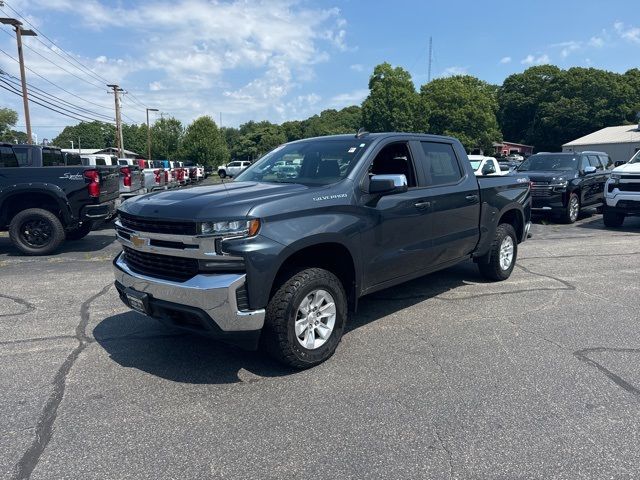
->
[0, 143, 208, 255]
[471, 149, 640, 227]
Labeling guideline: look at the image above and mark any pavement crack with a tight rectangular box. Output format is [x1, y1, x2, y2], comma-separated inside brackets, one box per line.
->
[0, 335, 74, 347]
[11, 283, 112, 480]
[0, 294, 36, 318]
[574, 347, 640, 398]
[514, 263, 576, 291]
[434, 427, 454, 480]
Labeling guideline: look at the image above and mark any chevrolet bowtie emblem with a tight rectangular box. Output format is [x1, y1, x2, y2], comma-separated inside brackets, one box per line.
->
[130, 235, 149, 248]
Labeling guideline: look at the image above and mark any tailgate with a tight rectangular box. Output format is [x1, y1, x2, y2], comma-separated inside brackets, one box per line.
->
[96, 166, 120, 202]
[129, 165, 144, 191]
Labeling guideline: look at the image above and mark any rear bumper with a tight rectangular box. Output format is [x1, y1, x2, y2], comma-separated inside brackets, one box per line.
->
[113, 252, 265, 349]
[120, 187, 145, 199]
[81, 199, 117, 220]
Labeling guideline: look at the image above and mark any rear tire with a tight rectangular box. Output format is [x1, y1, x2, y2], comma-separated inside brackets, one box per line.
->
[562, 192, 580, 224]
[262, 268, 347, 369]
[9, 208, 65, 256]
[478, 223, 518, 281]
[603, 207, 625, 228]
[65, 221, 93, 240]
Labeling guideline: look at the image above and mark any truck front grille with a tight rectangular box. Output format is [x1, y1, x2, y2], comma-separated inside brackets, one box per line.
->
[618, 183, 640, 192]
[123, 246, 198, 282]
[119, 212, 197, 236]
[531, 184, 553, 197]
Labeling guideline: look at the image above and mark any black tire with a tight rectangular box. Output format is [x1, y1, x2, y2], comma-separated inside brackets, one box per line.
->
[65, 221, 93, 241]
[262, 268, 347, 369]
[218, 170, 227, 179]
[9, 208, 65, 256]
[478, 223, 518, 281]
[562, 192, 580, 224]
[603, 207, 625, 228]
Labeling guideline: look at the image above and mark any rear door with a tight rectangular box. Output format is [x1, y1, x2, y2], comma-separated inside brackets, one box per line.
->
[415, 140, 481, 266]
[586, 155, 605, 205]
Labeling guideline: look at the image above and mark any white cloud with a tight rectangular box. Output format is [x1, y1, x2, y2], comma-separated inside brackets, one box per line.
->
[614, 21, 640, 44]
[327, 89, 368, 109]
[521, 54, 550, 65]
[350, 64, 365, 72]
[588, 36, 605, 48]
[5, 0, 354, 133]
[553, 41, 581, 58]
[441, 66, 468, 77]
[499, 56, 512, 64]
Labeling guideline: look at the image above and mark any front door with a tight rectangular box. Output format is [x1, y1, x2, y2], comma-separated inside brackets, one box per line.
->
[360, 141, 436, 288]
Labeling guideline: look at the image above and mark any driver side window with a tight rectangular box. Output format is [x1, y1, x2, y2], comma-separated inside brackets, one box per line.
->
[368, 142, 417, 188]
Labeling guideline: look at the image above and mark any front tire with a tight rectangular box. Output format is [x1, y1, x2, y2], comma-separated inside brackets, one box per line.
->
[562, 192, 580, 224]
[603, 207, 625, 227]
[262, 268, 347, 369]
[9, 208, 65, 256]
[478, 223, 518, 281]
[218, 170, 227, 179]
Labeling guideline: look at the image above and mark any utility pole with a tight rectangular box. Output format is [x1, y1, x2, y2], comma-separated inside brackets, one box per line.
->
[107, 84, 124, 157]
[1, 18, 37, 144]
[219, 112, 222, 127]
[146, 107, 158, 160]
[427, 36, 433, 83]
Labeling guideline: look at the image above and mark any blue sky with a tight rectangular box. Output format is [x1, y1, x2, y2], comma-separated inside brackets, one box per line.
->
[0, 0, 639, 143]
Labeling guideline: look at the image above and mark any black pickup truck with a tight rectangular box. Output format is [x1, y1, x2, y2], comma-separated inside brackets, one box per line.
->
[0, 143, 119, 255]
[114, 133, 531, 368]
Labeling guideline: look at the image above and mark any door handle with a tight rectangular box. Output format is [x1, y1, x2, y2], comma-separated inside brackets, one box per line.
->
[465, 194, 479, 202]
[414, 201, 431, 209]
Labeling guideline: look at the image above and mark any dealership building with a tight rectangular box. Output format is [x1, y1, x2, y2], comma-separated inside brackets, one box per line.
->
[562, 125, 640, 163]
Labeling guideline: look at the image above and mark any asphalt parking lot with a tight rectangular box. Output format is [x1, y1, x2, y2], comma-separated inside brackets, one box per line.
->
[1, 210, 640, 480]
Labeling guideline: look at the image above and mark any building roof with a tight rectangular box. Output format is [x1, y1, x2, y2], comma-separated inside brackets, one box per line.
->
[493, 141, 533, 148]
[563, 125, 640, 147]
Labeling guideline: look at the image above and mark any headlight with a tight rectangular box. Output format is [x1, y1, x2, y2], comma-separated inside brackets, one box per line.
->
[550, 180, 568, 191]
[609, 174, 621, 184]
[199, 219, 261, 237]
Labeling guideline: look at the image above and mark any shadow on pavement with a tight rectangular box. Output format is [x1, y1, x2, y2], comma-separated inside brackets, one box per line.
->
[576, 215, 640, 232]
[0, 233, 117, 256]
[93, 262, 478, 384]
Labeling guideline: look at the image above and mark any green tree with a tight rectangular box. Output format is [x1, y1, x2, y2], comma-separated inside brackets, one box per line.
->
[122, 123, 148, 157]
[51, 121, 115, 149]
[303, 106, 362, 137]
[180, 116, 229, 166]
[361, 63, 421, 133]
[150, 116, 183, 159]
[0, 108, 18, 140]
[232, 121, 285, 160]
[420, 75, 502, 152]
[281, 120, 305, 142]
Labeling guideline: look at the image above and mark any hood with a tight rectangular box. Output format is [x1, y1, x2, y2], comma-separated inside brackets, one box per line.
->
[612, 163, 640, 174]
[120, 181, 310, 220]
[522, 171, 576, 183]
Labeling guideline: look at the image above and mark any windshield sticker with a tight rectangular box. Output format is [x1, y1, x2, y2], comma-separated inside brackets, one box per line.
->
[313, 193, 348, 201]
[348, 147, 357, 153]
[359, 143, 365, 147]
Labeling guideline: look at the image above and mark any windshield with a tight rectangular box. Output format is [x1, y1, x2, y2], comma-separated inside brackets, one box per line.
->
[630, 151, 640, 164]
[518, 154, 578, 172]
[234, 138, 371, 186]
[469, 161, 481, 170]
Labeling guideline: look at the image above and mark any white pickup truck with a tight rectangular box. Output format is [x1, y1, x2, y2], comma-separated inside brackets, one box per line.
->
[217, 160, 251, 178]
[603, 150, 640, 227]
[468, 155, 508, 176]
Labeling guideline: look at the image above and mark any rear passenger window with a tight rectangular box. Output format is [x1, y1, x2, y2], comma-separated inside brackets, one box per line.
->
[96, 158, 106, 166]
[43, 149, 65, 166]
[420, 142, 463, 186]
[588, 155, 603, 170]
[0, 146, 18, 167]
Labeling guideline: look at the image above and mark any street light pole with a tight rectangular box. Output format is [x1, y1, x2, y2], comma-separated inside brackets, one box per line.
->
[146, 108, 158, 161]
[0, 18, 37, 144]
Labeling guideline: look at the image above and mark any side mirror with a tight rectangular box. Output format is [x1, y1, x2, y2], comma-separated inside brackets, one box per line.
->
[583, 166, 597, 175]
[368, 174, 408, 195]
[615, 160, 625, 167]
[481, 163, 496, 175]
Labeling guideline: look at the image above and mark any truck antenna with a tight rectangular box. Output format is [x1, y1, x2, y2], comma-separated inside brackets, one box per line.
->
[356, 127, 369, 138]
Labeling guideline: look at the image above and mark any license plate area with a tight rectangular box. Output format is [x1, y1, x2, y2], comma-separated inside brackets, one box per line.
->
[125, 288, 149, 314]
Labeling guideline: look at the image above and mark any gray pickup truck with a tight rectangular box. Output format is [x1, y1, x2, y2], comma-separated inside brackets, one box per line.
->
[113, 133, 531, 368]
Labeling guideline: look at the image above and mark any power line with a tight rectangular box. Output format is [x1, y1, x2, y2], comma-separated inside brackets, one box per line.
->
[0, 71, 114, 121]
[0, 77, 114, 123]
[0, 82, 97, 123]
[1, 0, 113, 86]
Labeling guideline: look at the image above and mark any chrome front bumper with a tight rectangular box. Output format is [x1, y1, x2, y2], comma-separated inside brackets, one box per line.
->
[113, 252, 265, 333]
